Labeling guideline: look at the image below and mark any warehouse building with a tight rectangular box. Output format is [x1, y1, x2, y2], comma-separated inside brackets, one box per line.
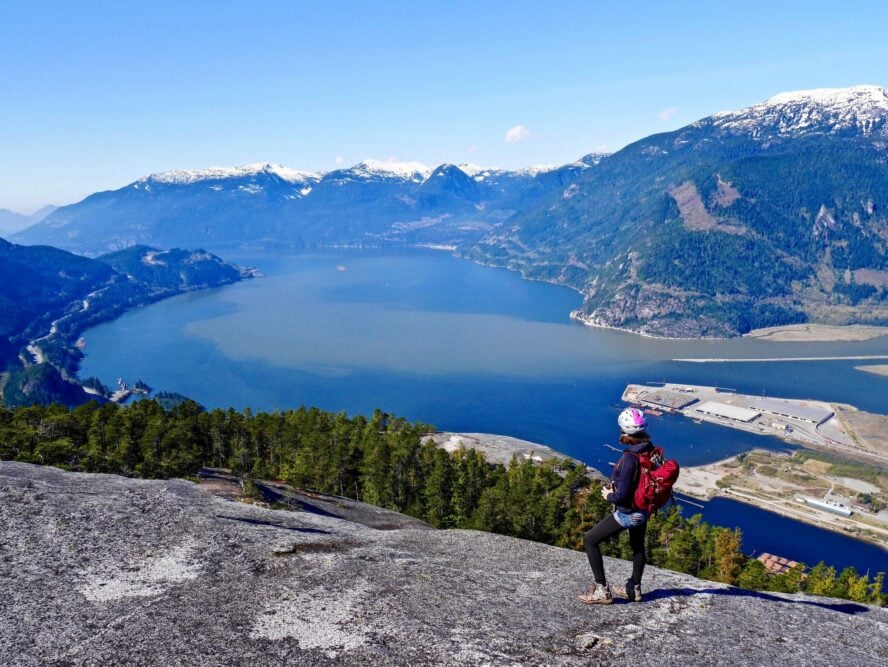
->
[693, 401, 761, 423]
[752, 398, 833, 425]
[638, 390, 699, 411]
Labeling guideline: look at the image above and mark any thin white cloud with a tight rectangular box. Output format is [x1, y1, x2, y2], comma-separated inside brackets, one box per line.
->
[467, 144, 479, 153]
[657, 106, 679, 121]
[504, 125, 530, 143]
[334, 155, 344, 165]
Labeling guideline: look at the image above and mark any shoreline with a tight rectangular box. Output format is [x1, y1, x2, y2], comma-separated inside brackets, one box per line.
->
[569, 310, 722, 341]
[273, 244, 888, 344]
[676, 450, 888, 551]
[23, 268, 256, 404]
[702, 487, 888, 552]
[449, 247, 888, 343]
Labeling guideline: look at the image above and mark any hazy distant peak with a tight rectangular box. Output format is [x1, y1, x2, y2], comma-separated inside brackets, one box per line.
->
[29, 205, 58, 222]
[0, 205, 59, 234]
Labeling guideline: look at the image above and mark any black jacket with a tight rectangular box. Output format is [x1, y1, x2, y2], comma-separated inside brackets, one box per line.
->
[606, 440, 654, 513]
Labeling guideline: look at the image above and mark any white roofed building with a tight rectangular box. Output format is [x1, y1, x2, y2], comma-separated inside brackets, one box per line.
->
[752, 398, 833, 425]
[694, 402, 761, 423]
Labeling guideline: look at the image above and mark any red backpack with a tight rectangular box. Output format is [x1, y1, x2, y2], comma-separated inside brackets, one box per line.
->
[630, 445, 680, 513]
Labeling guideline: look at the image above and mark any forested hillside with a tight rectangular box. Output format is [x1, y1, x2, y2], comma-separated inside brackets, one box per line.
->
[1, 398, 882, 605]
[467, 87, 888, 336]
[0, 241, 251, 407]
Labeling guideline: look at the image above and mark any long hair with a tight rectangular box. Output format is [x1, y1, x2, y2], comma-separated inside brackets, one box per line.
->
[619, 432, 651, 446]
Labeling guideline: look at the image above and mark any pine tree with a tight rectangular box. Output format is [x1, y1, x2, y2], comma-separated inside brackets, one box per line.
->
[712, 528, 744, 585]
[804, 562, 836, 596]
[737, 559, 769, 591]
[868, 572, 885, 606]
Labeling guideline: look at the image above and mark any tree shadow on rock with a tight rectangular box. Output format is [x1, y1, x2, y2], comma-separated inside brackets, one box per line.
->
[644, 586, 871, 615]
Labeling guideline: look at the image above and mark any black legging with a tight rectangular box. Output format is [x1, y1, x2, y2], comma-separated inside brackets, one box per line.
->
[583, 513, 646, 586]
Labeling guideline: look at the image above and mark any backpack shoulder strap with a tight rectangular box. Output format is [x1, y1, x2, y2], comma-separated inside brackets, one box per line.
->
[623, 449, 644, 485]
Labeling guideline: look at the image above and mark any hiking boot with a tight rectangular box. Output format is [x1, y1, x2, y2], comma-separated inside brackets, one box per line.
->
[611, 579, 643, 602]
[577, 582, 612, 605]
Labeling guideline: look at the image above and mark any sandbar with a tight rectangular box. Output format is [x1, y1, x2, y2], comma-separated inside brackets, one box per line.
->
[856, 364, 888, 377]
[745, 323, 888, 342]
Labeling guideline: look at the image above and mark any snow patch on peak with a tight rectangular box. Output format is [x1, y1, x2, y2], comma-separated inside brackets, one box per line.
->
[263, 164, 324, 183]
[580, 152, 610, 166]
[142, 163, 322, 186]
[517, 164, 557, 177]
[765, 85, 888, 107]
[349, 159, 432, 181]
[456, 163, 554, 180]
[456, 163, 490, 177]
[712, 84, 888, 138]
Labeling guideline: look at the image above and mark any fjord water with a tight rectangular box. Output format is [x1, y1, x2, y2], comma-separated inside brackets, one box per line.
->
[79, 249, 888, 571]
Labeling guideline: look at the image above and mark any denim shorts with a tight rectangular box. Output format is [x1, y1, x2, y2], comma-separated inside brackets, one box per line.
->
[614, 509, 648, 528]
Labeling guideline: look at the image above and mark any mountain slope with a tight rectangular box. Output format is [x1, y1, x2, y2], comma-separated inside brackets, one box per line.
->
[3, 461, 885, 666]
[467, 85, 888, 336]
[0, 241, 251, 406]
[0, 238, 119, 350]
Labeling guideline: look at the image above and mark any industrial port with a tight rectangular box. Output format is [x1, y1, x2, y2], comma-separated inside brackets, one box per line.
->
[622, 382, 888, 466]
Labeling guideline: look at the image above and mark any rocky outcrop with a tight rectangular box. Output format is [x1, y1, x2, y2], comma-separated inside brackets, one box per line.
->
[2, 462, 885, 665]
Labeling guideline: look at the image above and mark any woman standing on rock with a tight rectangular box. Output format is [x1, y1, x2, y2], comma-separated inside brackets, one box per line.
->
[578, 407, 653, 604]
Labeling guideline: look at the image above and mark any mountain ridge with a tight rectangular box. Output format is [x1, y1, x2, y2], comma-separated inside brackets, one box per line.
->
[13, 157, 590, 255]
[11, 85, 888, 337]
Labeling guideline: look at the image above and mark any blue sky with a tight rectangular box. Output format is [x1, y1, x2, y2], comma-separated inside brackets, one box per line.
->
[2, 0, 887, 211]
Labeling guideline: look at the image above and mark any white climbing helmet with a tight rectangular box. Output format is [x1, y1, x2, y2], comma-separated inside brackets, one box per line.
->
[618, 407, 648, 435]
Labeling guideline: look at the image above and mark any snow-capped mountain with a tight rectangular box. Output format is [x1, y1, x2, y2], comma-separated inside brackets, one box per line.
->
[141, 162, 322, 186]
[13, 158, 591, 254]
[11, 84, 887, 338]
[332, 159, 432, 182]
[462, 84, 888, 337]
[710, 85, 888, 138]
